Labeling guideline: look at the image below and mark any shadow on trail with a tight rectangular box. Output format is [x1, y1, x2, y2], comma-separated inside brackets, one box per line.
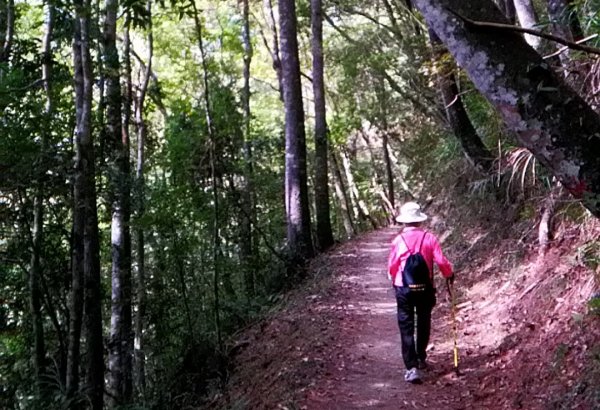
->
[302, 228, 529, 410]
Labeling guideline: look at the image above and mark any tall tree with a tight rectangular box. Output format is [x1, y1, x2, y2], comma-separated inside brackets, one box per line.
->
[70, 0, 104, 407]
[428, 28, 493, 170]
[413, 0, 600, 217]
[104, 0, 133, 404]
[133, 0, 153, 393]
[311, 0, 334, 251]
[240, 0, 256, 297]
[67, 0, 87, 400]
[278, 0, 315, 266]
[29, 0, 54, 388]
[190, 0, 223, 352]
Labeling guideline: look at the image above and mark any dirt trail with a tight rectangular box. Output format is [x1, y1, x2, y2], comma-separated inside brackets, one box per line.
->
[213, 224, 598, 410]
[302, 227, 462, 409]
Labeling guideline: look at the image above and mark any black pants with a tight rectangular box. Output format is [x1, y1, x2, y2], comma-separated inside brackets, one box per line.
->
[394, 286, 436, 370]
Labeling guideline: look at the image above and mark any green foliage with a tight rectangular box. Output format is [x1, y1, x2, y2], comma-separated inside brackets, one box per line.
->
[577, 241, 600, 272]
[8, 0, 599, 408]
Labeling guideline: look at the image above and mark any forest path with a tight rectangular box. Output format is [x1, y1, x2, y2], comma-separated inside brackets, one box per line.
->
[301, 227, 466, 409]
[217, 225, 575, 409]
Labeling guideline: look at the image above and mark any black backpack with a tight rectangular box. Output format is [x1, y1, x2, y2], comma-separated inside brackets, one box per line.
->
[400, 232, 431, 291]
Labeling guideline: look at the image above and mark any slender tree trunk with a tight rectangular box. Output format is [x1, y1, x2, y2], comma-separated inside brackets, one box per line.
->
[414, 0, 600, 217]
[66, 4, 86, 399]
[329, 149, 355, 238]
[190, 0, 223, 352]
[382, 133, 395, 211]
[104, 0, 132, 404]
[376, 83, 395, 212]
[428, 28, 493, 170]
[240, 0, 255, 298]
[513, 0, 542, 50]
[134, 0, 152, 394]
[386, 146, 416, 201]
[264, 0, 284, 101]
[311, 0, 334, 251]
[341, 149, 378, 229]
[81, 8, 104, 410]
[122, 14, 134, 402]
[29, 0, 54, 388]
[30, 194, 46, 386]
[279, 0, 315, 267]
[0, 0, 14, 63]
[71, 1, 104, 407]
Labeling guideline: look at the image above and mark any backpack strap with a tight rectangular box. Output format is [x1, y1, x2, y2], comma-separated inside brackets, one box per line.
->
[417, 231, 427, 253]
[399, 234, 409, 253]
[399, 231, 427, 254]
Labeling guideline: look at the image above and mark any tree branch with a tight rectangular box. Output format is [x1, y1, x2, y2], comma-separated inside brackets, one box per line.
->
[0, 79, 45, 94]
[448, 7, 600, 56]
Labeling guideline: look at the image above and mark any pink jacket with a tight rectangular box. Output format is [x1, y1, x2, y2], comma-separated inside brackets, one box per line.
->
[388, 227, 453, 287]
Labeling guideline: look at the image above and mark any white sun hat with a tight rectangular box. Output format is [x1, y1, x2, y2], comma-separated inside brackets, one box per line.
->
[395, 202, 428, 223]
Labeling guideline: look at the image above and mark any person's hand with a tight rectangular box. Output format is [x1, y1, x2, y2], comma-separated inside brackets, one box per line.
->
[387, 272, 392, 282]
[446, 275, 455, 286]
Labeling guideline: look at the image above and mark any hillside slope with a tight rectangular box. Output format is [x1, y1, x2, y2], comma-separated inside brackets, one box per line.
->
[203, 205, 600, 409]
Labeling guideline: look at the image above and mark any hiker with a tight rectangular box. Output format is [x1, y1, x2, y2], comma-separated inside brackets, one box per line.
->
[387, 202, 454, 384]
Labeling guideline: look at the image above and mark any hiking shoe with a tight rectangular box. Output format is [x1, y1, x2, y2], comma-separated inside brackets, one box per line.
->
[417, 360, 428, 370]
[404, 368, 422, 384]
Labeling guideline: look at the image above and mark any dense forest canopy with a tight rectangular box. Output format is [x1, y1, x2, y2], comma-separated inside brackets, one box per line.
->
[0, 0, 599, 408]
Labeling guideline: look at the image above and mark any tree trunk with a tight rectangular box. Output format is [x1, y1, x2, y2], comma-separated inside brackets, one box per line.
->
[190, 0, 223, 352]
[30, 198, 47, 387]
[279, 0, 315, 266]
[329, 149, 355, 238]
[122, 14, 134, 402]
[133, 0, 152, 394]
[0, 0, 14, 62]
[104, 0, 132, 404]
[311, 0, 334, 251]
[376, 82, 396, 212]
[264, 0, 284, 101]
[341, 149, 378, 229]
[513, 0, 542, 50]
[240, 0, 256, 298]
[428, 28, 493, 170]
[66, 4, 86, 399]
[382, 132, 395, 212]
[71, 1, 104, 407]
[29, 0, 54, 388]
[414, 0, 600, 217]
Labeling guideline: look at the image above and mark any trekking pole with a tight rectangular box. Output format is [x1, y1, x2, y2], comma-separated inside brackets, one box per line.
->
[446, 278, 460, 376]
